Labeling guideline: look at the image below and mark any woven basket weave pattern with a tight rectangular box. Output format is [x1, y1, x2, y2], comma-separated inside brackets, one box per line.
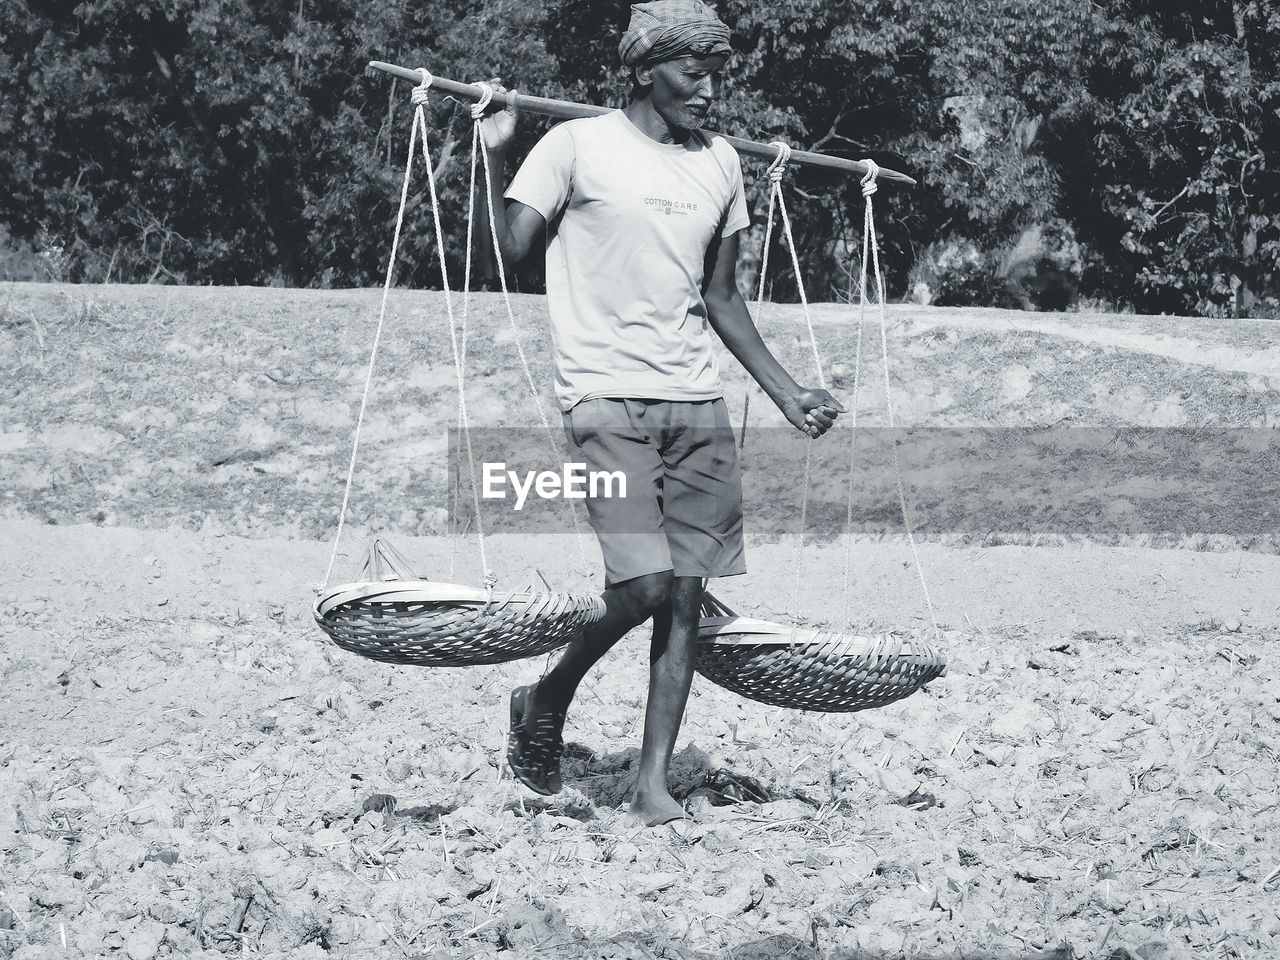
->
[314, 541, 605, 667]
[695, 635, 946, 713]
[316, 592, 605, 667]
[694, 592, 946, 712]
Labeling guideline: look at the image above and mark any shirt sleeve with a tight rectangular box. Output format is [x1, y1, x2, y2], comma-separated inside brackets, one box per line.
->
[719, 145, 751, 238]
[505, 122, 576, 223]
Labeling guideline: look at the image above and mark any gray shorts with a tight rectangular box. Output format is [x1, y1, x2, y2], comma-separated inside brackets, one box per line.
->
[562, 398, 747, 587]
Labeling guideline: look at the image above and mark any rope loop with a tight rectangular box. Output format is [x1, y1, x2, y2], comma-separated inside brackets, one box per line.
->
[766, 140, 792, 184]
[860, 158, 880, 198]
[470, 82, 494, 120]
[411, 69, 434, 106]
[482, 571, 499, 614]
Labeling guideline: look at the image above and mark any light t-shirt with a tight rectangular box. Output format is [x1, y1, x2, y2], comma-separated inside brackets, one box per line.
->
[506, 109, 750, 411]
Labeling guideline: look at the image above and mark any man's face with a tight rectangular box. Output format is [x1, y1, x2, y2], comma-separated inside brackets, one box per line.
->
[639, 53, 727, 129]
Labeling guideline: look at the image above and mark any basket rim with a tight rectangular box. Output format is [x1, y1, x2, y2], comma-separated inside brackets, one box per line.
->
[314, 578, 604, 620]
[698, 615, 943, 655]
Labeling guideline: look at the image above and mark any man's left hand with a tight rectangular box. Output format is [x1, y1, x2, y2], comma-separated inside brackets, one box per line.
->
[783, 388, 846, 439]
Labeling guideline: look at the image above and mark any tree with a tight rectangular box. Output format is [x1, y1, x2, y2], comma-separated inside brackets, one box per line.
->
[3, 0, 1274, 316]
[1078, 0, 1279, 315]
[1, 0, 558, 286]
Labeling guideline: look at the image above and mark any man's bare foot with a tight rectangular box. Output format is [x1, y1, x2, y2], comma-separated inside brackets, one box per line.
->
[628, 789, 687, 827]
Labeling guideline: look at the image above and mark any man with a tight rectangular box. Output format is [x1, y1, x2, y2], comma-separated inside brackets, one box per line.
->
[480, 0, 843, 827]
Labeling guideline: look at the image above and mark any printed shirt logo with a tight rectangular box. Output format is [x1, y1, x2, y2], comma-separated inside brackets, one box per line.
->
[644, 196, 700, 216]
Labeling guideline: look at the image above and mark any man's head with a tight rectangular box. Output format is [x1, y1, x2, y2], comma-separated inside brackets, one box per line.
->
[633, 53, 727, 130]
[619, 0, 732, 129]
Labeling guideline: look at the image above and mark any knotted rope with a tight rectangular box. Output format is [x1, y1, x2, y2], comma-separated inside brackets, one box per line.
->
[765, 140, 791, 185]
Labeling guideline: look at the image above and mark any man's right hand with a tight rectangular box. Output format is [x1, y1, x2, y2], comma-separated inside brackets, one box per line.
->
[478, 79, 519, 152]
[781, 388, 846, 439]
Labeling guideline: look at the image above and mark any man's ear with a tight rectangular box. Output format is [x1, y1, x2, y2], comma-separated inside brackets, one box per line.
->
[634, 64, 654, 89]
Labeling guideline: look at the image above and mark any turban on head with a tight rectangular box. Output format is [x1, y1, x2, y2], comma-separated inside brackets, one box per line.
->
[618, 0, 732, 68]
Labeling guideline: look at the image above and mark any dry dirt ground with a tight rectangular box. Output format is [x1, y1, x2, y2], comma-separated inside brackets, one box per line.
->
[1, 283, 1278, 960]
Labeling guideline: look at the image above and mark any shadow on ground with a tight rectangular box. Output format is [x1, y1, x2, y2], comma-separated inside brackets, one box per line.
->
[558, 742, 777, 812]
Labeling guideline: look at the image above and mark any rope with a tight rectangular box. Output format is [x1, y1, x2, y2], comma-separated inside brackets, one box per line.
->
[756, 142, 824, 388]
[857, 159, 939, 635]
[322, 71, 433, 588]
[787, 442, 816, 629]
[839, 239, 866, 634]
[765, 140, 791, 184]
[742, 145, 780, 437]
[449, 80, 497, 582]
[739, 143, 783, 451]
[411, 70, 497, 597]
[752, 142, 825, 625]
[450, 82, 488, 578]
[469, 84, 594, 587]
[743, 150, 938, 647]
[780, 222, 824, 392]
[326, 71, 592, 598]
[735, 141, 826, 630]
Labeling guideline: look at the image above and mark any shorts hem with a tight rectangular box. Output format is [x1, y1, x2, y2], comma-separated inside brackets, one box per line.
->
[673, 566, 747, 580]
[604, 563, 676, 588]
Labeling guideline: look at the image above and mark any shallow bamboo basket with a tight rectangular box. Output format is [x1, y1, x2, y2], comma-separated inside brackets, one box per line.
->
[696, 592, 947, 713]
[314, 540, 605, 667]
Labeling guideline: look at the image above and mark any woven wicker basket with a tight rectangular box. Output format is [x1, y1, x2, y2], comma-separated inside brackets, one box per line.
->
[695, 591, 947, 713]
[314, 539, 605, 667]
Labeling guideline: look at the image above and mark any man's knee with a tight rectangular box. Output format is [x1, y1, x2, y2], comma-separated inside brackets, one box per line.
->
[615, 570, 674, 622]
[669, 577, 704, 624]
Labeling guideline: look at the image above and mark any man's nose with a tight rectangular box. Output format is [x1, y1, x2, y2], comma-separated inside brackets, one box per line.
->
[699, 75, 717, 100]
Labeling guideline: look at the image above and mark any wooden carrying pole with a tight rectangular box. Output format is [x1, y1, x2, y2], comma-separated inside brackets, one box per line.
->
[368, 61, 916, 186]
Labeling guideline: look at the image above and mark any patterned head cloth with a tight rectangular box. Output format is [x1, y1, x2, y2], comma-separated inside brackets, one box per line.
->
[618, 0, 732, 67]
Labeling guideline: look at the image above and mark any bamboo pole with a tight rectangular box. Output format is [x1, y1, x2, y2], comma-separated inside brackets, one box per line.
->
[367, 61, 917, 186]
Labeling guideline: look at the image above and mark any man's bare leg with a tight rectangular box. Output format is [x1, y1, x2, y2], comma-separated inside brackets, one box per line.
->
[630, 576, 703, 826]
[513, 571, 672, 791]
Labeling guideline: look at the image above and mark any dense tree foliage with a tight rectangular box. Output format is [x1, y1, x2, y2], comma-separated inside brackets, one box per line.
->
[2, 0, 1276, 316]
[1082, 1, 1279, 316]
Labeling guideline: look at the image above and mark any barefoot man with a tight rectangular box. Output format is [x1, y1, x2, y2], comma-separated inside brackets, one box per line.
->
[481, 0, 843, 826]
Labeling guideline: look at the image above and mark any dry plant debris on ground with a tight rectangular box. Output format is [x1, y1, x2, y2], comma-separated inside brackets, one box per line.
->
[1, 284, 1278, 959]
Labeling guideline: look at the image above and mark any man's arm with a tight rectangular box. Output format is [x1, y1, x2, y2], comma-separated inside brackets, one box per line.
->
[482, 154, 546, 266]
[478, 86, 546, 266]
[703, 230, 844, 438]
